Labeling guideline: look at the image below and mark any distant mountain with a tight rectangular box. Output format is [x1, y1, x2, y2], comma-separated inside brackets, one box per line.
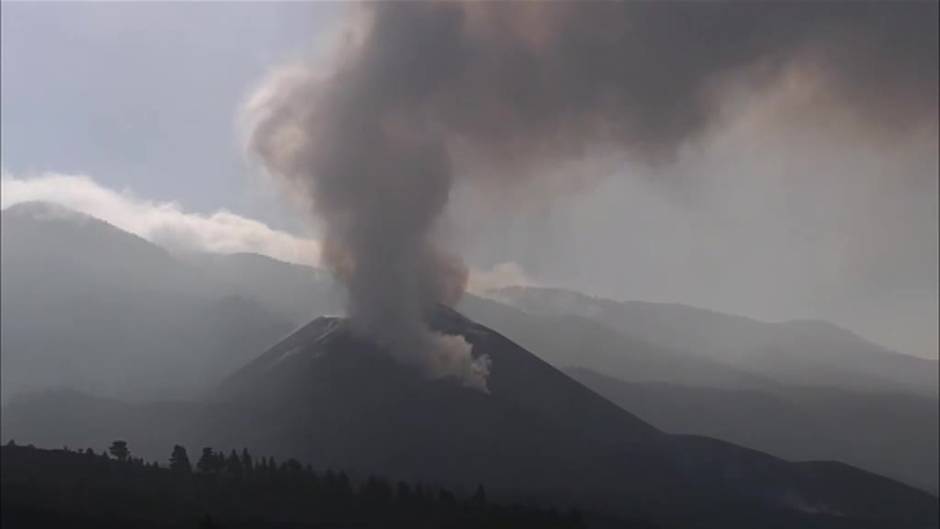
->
[180, 251, 343, 325]
[566, 366, 939, 494]
[192, 307, 937, 528]
[458, 295, 776, 390]
[459, 289, 939, 494]
[0, 202, 296, 402]
[493, 286, 939, 397]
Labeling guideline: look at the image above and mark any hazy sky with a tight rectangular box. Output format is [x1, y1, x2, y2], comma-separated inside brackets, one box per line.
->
[1, 2, 343, 232]
[2, 2, 937, 358]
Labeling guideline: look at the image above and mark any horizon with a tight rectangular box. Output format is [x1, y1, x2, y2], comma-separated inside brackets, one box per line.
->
[2, 175, 936, 362]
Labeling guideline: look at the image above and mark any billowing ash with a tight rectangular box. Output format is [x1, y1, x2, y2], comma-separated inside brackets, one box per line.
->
[244, 2, 937, 391]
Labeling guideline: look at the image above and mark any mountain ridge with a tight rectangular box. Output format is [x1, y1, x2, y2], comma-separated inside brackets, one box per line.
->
[565, 366, 939, 494]
[492, 286, 938, 396]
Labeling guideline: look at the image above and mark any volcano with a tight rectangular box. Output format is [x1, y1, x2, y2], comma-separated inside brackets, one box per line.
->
[200, 306, 937, 528]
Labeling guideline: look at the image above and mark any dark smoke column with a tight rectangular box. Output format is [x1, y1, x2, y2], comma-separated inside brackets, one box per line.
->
[245, 4, 491, 391]
[245, 1, 935, 389]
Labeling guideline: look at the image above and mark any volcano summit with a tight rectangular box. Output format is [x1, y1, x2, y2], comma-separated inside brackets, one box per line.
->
[198, 306, 938, 529]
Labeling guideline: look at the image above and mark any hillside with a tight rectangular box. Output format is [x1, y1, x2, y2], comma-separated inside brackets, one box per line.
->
[0, 202, 296, 402]
[458, 295, 775, 390]
[566, 367, 939, 494]
[493, 286, 939, 396]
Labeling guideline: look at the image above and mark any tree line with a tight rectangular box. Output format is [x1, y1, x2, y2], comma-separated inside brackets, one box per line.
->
[2, 441, 596, 528]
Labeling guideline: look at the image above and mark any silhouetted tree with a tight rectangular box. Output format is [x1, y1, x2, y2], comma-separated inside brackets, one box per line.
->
[438, 488, 457, 510]
[471, 484, 487, 509]
[396, 481, 412, 504]
[361, 476, 393, 508]
[566, 508, 585, 527]
[108, 440, 129, 462]
[198, 514, 220, 528]
[284, 458, 302, 473]
[214, 452, 226, 473]
[414, 483, 429, 506]
[170, 445, 192, 474]
[226, 450, 243, 477]
[240, 448, 253, 473]
[197, 447, 215, 474]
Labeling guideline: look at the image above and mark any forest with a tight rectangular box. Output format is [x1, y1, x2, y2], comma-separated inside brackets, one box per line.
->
[0, 442, 620, 529]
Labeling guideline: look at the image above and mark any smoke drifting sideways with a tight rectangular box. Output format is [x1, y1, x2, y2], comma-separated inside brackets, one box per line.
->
[244, 2, 938, 391]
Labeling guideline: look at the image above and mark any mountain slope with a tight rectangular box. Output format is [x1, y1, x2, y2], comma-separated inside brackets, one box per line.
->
[494, 286, 938, 396]
[181, 251, 343, 325]
[211, 308, 658, 491]
[198, 307, 938, 528]
[0, 202, 295, 402]
[457, 295, 774, 390]
[566, 366, 940, 494]
[0, 389, 200, 462]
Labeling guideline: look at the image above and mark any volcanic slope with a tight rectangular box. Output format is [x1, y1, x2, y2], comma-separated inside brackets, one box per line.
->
[204, 306, 937, 529]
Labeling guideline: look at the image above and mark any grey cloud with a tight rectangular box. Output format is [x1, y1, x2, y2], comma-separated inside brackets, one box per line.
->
[245, 1, 938, 381]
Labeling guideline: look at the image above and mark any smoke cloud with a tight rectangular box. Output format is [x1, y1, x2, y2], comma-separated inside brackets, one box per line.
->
[244, 2, 937, 388]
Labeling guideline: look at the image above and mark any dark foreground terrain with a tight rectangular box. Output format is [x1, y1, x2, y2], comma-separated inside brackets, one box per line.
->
[1, 444, 595, 529]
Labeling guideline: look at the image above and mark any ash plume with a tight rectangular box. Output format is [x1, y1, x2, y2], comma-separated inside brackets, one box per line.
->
[244, 2, 937, 389]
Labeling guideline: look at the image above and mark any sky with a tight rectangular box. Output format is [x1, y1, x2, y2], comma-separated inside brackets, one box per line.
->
[2, 2, 937, 359]
[1, 2, 343, 233]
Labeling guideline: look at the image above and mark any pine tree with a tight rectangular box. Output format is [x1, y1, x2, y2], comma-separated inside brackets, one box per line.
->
[197, 447, 215, 474]
[396, 481, 412, 504]
[169, 445, 192, 474]
[108, 440, 129, 462]
[284, 458, 302, 473]
[240, 448, 253, 473]
[337, 472, 353, 499]
[226, 450, 243, 477]
[471, 484, 487, 509]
